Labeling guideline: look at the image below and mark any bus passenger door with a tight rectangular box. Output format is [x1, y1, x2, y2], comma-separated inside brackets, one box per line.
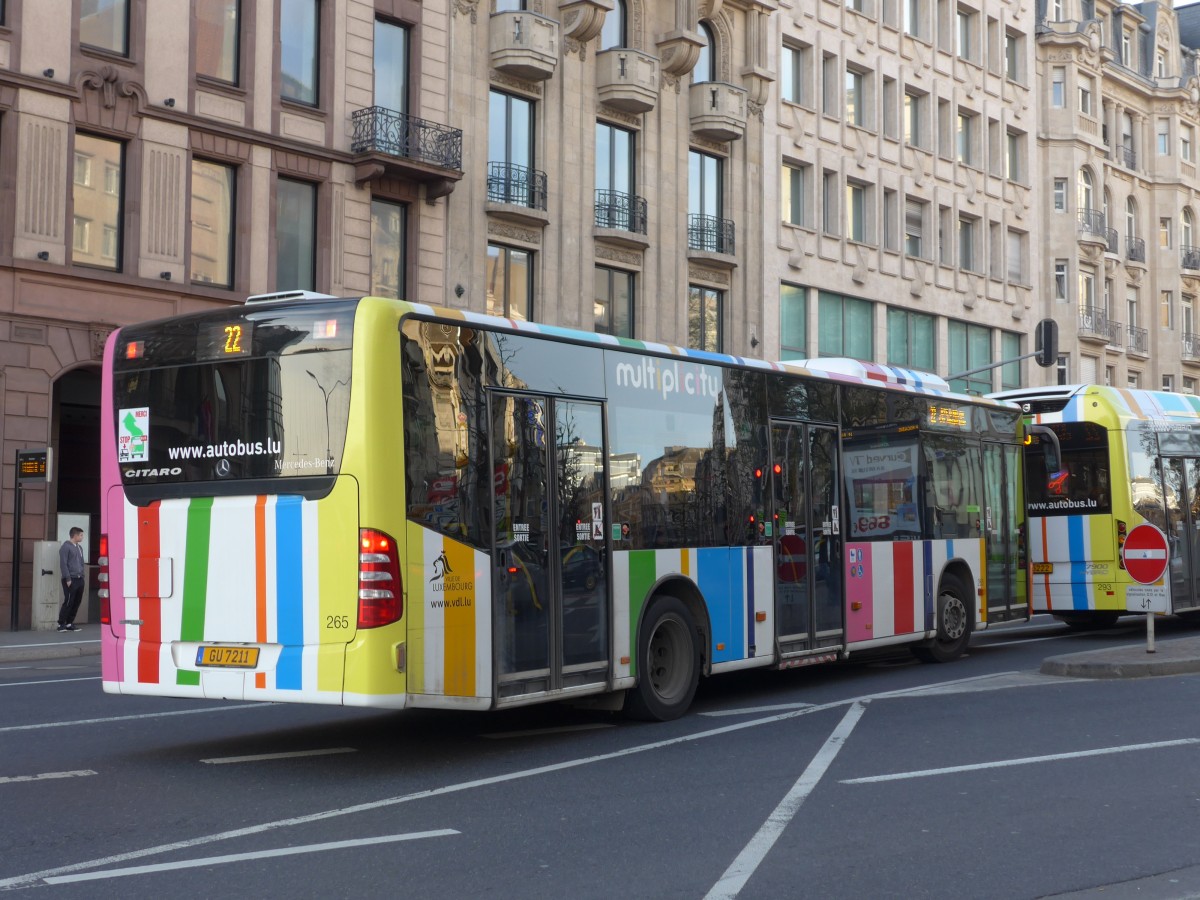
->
[771, 421, 843, 656]
[1162, 457, 1200, 612]
[491, 393, 609, 702]
[982, 442, 1025, 622]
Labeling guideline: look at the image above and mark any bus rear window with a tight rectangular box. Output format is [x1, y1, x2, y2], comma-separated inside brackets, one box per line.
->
[1024, 421, 1111, 516]
[113, 304, 355, 489]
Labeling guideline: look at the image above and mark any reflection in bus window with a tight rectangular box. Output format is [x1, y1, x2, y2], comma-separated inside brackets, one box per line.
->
[923, 435, 984, 539]
[1023, 422, 1113, 517]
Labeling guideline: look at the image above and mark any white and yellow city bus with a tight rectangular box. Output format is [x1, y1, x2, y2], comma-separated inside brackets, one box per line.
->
[995, 384, 1200, 627]
[99, 295, 1026, 719]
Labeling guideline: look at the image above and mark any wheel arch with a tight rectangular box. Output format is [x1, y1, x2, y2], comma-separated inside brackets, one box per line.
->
[634, 574, 711, 676]
[938, 558, 978, 632]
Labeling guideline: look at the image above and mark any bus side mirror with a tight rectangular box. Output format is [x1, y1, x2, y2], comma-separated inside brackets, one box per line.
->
[1026, 424, 1063, 488]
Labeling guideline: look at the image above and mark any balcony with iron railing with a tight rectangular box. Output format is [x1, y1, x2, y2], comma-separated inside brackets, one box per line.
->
[487, 161, 548, 214]
[1105, 227, 1118, 255]
[1106, 318, 1123, 348]
[1127, 235, 1146, 263]
[1184, 332, 1200, 363]
[1111, 144, 1137, 169]
[351, 107, 463, 196]
[687, 213, 735, 256]
[1183, 245, 1200, 271]
[1077, 208, 1107, 244]
[1078, 304, 1111, 343]
[594, 189, 649, 244]
[1128, 324, 1149, 356]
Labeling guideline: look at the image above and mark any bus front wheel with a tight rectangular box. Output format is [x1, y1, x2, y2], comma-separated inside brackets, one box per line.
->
[625, 596, 700, 721]
[912, 576, 973, 664]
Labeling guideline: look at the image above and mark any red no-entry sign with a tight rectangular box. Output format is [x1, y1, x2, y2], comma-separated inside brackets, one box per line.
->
[1122, 523, 1170, 585]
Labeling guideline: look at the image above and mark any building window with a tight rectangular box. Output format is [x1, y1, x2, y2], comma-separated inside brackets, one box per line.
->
[887, 307, 935, 371]
[596, 121, 636, 229]
[599, 0, 626, 50]
[780, 284, 807, 357]
[1160, 217, 1172, 248]
[1049, 0, 1062, 21]
[818, 292, 873, 359]
[190, 159, 236, 288]
[1162, 290, 1174, 329]
[1078, 77, 1092, 116]
[846, 181, 869, 243]
[1006, 129, 1022, 181]
[1185, 376, 1198, 395]
[905, 198, 926, 257]
[276, 178, 316, 291]
[689, 150, 726, 251]
[1183, 294, 1195, 335]
[1157, 50, 1167, 78]
[1053, 178, 1066, 211]
[197, 0, 240, 83]
[1127, 370, 1140, 389]
[958, 215, 976, 271]
[693, 22, 715, 83]
[822, 54, 839, 115]
[1054, 260, 1068, 300]
[956, 8, 975, 61]
[489, 91, 538, 207]
[1157, 118, 1170, 155]
[947, 320, 992, 394]
[905, 0, 924, 36]
[72, 134, 123, 271]
[938, 205, 952, 265]
[595, 266, 633, 337]
[904, 89, 925, 148]
[884, 189, 898, 251]
[280, 0, 319, 106]
[1127, 197, 1138, 239]
[374, 18, 410, 115]
[956, 111, 975, 165]
[845, 67, 867, 127]
[1051, 67, 1065, 107]
[781, 43, 809, 105]
[1005, 30, 1022, 82]
[688, 285, 723, 352]
[782, 163, 809, 227]
[1079, 265, 1096, 308]
[370, 198, 406, 299]
[1184, 124, 1195, 162]
[1122, 30, 1133, 68]
[1128, 289, 1139, 329]
[72, 217, 90, 254]
[1000, 331, 1021, 390]
[822, 170, 838, 235]
[486, 243, 533, 321]
[1007, 229, 1025, 283]
[1164, 374, 1175, 392]
[80, 0, 129, 56]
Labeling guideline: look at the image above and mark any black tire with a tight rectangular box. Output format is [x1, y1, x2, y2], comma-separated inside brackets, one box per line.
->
[624, 596, 700, 721]
[912, 575, 973, 663]
[1054, 611, 1120, 630]
[584, 572, 597, 591]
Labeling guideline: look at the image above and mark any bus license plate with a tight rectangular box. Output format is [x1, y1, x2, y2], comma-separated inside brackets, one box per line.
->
[1031, 562, 1054, 575]
[196, 645, 260, 668]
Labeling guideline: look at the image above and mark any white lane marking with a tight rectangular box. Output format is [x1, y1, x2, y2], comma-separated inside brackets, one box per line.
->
[42, 831, 459, 885]
[704, 702, 868, 900]
[201, 748, 357, 765]
[481, 724, 615, 739]
[0, 770, 97, 785]
[700, 703, 814, 718]
[0, 639, 100, 649]
[0, 669, 1084, 891]
[0, 703, 275, 734]
[0, 677, 101, 688]
[841, 737, 1200, 784]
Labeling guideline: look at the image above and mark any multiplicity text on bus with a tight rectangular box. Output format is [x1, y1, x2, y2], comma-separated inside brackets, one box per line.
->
[99, 296, 1027, 720]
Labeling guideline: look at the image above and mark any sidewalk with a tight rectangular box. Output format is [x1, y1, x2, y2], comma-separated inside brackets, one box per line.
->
[4, 625, 1200, 676]
[0, 627, 101, 663]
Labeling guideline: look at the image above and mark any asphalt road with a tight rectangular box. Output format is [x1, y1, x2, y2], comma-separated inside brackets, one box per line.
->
[5, 617, 1200, 899]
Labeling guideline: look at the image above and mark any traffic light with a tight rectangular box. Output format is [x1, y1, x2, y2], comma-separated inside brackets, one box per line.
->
[1035, 318, 1058, 368]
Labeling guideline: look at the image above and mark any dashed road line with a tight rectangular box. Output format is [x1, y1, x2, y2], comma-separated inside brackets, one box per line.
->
[0, 770, 96, 785]
[201, 748, 357, 764]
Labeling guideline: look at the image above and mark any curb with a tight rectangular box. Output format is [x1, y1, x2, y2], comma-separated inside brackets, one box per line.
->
[0, 642, 101, 664]
[1041, 640, 1200, 679]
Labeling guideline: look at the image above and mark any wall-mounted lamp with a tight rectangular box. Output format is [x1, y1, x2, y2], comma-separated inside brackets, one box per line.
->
[454, 284, 465, 298]
[160, 271, 172, 281]
[163, 98, 175, 108]
[36, 251, 50, 261]
[43, 68, 54, 78]
[750, 333, 759, 350]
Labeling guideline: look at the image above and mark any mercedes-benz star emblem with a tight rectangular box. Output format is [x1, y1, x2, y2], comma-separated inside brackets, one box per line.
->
[215, 458, 231, 477]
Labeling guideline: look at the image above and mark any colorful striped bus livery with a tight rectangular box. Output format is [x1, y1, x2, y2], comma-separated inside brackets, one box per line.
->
[100, 296, 1026, 719]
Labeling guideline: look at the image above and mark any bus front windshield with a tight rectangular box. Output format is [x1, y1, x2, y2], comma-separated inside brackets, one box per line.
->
[1024, 421, 1112, 516]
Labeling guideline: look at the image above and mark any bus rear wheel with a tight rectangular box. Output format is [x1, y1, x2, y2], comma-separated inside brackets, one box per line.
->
[625, 596, 700, 721]
[912, 575, 973, 664]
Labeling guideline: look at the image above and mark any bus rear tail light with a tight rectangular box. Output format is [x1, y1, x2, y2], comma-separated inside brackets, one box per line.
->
[97, 533, 111, 625]
[1116, 519, 1128, 569]
[358, 528, 402, 628]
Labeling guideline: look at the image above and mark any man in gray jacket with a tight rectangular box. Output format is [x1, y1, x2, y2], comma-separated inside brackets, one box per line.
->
[57, 527, 86, 632]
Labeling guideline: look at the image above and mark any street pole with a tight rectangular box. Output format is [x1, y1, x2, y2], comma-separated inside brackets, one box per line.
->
[10, 449, 22, 631]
